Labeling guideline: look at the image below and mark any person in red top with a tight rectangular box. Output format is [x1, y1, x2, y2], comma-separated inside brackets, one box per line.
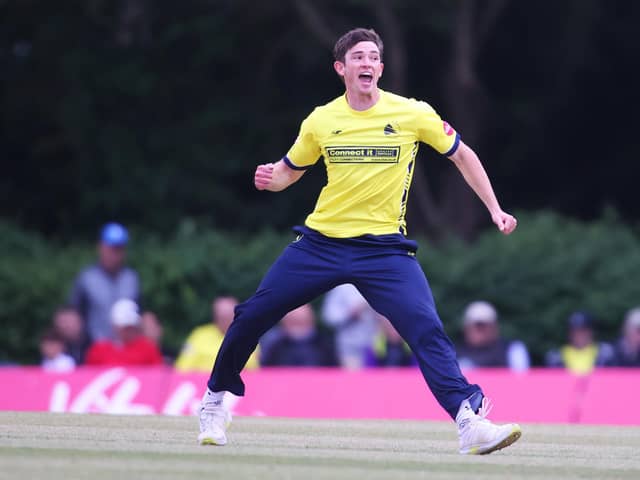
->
[85, 299, 163, 366]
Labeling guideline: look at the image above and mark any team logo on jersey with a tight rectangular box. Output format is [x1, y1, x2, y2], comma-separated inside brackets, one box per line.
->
[383, 123, 398, 135]
[326, 146, 400, 164]
[331, 129, 343, 135]
[443, 121, 455, 136]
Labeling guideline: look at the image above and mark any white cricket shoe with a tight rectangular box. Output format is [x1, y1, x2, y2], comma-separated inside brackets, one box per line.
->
[198, 397, 232, 446]
[456, 396, 521, 455]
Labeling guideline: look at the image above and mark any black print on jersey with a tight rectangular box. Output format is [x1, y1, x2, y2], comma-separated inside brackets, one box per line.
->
[325, 146, 400, 164]
[383, 124, 397, 135]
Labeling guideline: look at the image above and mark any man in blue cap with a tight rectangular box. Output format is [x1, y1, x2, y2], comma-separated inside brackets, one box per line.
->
[69, 223, 141, 344]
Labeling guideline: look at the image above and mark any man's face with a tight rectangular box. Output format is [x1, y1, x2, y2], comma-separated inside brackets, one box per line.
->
[569, 327, 593, 349]
[334, 41, 383, 97]
[213, 297, 237, 334]
[281, 304, 315, 340]
[464, 321, 499, 347]
[54, 310, 83, 341]
[624, 325, 640, 351]
[40, 339, 64, 359]
[141, 312, 162, 344]
[98, 243, 126, 273]
[116, 325, 140, 344]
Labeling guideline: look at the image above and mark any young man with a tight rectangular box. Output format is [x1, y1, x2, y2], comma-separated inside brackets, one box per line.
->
[199, 28, 521, 455]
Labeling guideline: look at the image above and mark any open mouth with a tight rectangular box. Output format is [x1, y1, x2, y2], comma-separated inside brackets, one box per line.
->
[358, 71, 374, 86]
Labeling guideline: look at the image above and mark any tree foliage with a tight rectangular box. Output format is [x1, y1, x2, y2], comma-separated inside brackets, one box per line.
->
[1, 1, 640, 239]
[1, 212, 638, 364]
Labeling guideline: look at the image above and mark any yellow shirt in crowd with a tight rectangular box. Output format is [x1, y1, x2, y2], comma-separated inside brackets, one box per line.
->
[560, 344, 599, 375]
[174, 324, 260, 372]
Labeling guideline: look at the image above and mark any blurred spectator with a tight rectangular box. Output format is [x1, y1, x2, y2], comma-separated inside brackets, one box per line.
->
[322, 284, 380, 369]
[85, 299, 163, 366]
[175, 297, 259, 372]
[40, 329, 75, 372]
[52, 306, 89, 364]
[612, 307, 640, 367]
[69, 222, 140, 342]
[262, 304, 338, 367]
[545, 311, 615, 374]
[141, 311, 162, 345]
[258, 323, 284, 364]
[141, 310, 176, 365]
[366, 316, 416, 367]
[455, 301, 530, 371]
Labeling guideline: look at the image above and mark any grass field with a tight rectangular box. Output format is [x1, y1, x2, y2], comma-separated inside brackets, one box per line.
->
[1, 412, 639, 480]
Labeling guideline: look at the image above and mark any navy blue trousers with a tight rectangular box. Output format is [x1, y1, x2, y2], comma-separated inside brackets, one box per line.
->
[208, 226, 481, 419]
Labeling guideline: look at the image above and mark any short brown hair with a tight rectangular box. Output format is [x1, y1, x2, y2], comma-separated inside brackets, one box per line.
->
[333, 28, 383, 63]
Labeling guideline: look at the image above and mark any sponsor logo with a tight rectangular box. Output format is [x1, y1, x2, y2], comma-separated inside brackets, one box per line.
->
[443, 121, 455, 136]
[383, 123, 398, 135]
[325, 146, 400, 164]
[47, 368, 239, 416]
[49, 368, 154, 415]
[331, 129, 343, 135]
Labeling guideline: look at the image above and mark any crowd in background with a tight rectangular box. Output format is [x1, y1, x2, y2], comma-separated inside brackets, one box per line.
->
[36, 223, 640, 374]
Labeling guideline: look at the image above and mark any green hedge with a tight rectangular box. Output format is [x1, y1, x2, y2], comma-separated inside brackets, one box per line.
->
[420, 211, 640, 362]
[1, 212, 639, 364]
[0, 220, 289, 364]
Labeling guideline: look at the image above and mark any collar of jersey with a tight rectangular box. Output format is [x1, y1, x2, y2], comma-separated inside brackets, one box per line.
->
[342, 89, 385, 116]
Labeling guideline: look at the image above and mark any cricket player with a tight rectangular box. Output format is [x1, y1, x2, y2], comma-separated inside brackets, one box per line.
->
[199, 28, 521, 455]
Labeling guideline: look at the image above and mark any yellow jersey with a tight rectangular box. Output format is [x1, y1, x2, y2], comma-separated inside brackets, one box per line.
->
[174, 324, 260, 372]
[560, 344, 599, 376]
[284, 89, 460, 238]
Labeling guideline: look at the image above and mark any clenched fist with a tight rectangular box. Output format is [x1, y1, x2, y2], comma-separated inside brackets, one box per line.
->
[492, 211, 518, 235]
[254, 163, 274, 190]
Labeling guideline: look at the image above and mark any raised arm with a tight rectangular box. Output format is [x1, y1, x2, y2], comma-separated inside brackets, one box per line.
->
[448, 141, 517, 235]
[254, 159, 306, 192]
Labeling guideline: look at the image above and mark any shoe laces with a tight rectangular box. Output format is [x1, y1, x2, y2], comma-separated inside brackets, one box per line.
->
[478, 397, 493, 420]
[200, 401, 227, 426]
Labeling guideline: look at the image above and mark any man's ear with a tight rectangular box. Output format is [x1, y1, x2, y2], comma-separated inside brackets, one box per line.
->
[379, 62, 384, 78]
[333, 60, 345, 78]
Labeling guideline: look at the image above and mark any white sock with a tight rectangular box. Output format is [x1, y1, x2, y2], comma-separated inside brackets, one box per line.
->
[202, 388, 225, 404]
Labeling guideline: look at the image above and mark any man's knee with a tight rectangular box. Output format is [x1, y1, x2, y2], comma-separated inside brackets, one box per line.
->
[229, 294, 286, 340]
[393, 306, 446, 347]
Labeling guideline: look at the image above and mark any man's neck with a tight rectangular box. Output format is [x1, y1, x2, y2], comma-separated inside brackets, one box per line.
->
[346, 88, 380, 111]
[99, 263, 122, 277]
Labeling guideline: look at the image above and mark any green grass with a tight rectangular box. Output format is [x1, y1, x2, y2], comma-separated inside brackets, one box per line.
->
[1, 412, 639, 479]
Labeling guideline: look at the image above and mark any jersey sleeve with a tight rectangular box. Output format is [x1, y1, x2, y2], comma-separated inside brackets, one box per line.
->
[413, 101, 461, 156]
[283, 114, 321, 170]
